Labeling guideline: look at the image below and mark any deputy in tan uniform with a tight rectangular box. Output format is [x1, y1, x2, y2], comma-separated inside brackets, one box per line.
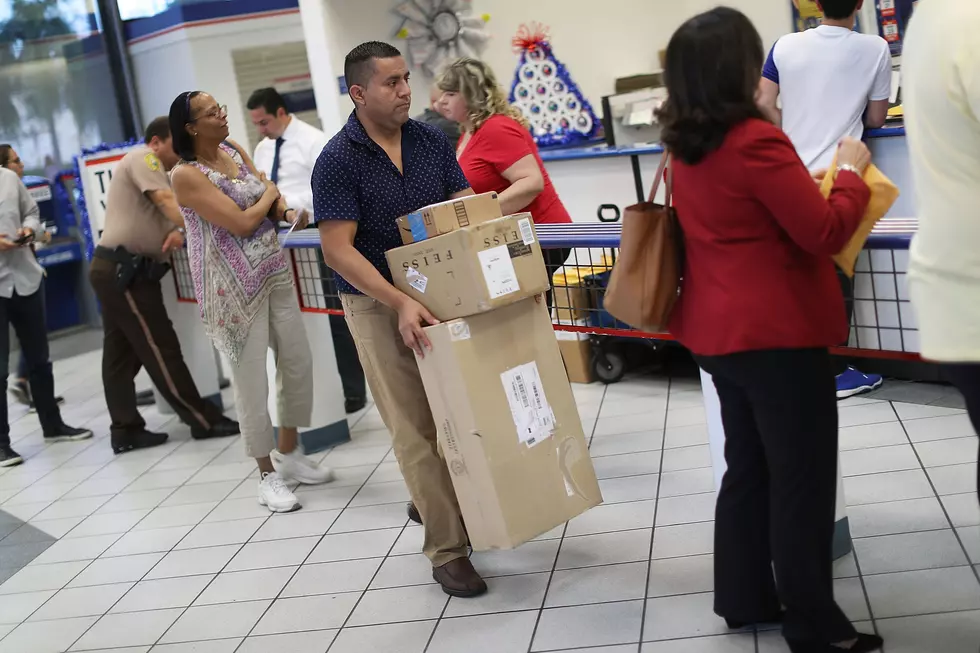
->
[89, 117, 240, 454]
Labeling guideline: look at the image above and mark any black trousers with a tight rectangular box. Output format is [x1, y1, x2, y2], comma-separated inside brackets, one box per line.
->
[695, 348, 856, 644]
[13, 277, 44, 382]
[940, 363, 980, 504]
[543, 247, 572, 312]
[0, 285, 64, 445]
[89, 258, 226, 438]
[318, 252, 366, 401]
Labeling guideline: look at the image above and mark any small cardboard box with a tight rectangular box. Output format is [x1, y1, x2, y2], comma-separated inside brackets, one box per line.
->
[557, 328, 594, 384]
[396, 192, 502, 244]
[386, 213, 550, 321]
[416, 298, 603, 550]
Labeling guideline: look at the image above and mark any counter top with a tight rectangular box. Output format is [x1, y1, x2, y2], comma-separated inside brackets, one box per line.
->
[281, 216, 917, 252]
[539, 123, 906, 163]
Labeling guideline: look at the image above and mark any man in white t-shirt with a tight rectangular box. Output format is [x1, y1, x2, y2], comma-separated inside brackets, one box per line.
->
[903, 0, 980, 453]
[757, 0, 892, 399]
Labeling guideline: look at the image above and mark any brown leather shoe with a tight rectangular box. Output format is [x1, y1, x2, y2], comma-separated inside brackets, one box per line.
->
[433, 557, 488, 598]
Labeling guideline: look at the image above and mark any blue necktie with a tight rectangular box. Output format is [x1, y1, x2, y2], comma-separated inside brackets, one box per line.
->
[270, 137, 284, 185]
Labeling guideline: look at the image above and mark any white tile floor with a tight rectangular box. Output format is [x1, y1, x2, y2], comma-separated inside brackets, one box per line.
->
[0, 347, 979, 652]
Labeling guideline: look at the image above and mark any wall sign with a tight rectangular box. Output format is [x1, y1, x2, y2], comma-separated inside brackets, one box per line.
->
[876, 0, 918, 56]
[73, 140, 141, 260]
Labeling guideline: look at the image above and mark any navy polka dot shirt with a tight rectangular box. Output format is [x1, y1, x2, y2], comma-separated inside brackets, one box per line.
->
[312, 111, 471, 295]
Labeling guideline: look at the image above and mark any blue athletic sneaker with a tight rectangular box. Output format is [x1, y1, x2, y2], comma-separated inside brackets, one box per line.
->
[836, 367, 884, 399]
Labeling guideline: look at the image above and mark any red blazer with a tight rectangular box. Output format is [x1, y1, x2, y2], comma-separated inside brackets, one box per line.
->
[668, 118, 870, 356]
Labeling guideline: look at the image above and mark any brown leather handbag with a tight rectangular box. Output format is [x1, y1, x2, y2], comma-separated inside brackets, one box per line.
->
[604, 151, 684, 333]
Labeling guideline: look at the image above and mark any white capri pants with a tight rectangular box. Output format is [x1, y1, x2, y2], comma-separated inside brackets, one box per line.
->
[230, 284, 313, 459]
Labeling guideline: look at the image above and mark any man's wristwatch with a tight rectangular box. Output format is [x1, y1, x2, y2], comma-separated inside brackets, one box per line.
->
[283, 208, 296, 223]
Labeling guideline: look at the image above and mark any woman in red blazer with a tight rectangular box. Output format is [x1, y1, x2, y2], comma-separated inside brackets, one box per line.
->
[436, 58, 573, 308]
[658, 8, 878, 653]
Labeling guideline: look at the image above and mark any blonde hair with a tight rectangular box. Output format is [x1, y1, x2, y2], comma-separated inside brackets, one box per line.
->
[436, 58, 529, 130]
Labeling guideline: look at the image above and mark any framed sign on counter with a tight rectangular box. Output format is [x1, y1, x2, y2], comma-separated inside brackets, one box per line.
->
[73, 140, 141, 260]
[876, 0, 919, 56]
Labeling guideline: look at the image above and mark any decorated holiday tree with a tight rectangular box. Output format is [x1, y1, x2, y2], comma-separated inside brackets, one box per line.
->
[508, 23, 601, 148]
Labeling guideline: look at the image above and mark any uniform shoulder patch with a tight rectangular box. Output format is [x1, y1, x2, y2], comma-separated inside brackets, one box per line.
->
[144, 153, 161, 171]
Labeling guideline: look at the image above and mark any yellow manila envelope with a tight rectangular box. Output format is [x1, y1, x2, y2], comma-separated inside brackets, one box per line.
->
[819, 154, 900, 277]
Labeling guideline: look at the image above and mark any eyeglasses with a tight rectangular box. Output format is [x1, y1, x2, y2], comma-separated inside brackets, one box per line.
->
[189, 104, 227, 123]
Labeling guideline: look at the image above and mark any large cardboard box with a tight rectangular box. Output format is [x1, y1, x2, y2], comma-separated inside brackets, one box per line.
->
[395, 192, 502, 244]
[416, 299, 603, 550]
[386, 213, 550, 321]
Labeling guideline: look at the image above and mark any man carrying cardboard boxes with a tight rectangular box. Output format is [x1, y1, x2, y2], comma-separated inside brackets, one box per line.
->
[314, 41, 487, 597]
[317, 41, 601, 599]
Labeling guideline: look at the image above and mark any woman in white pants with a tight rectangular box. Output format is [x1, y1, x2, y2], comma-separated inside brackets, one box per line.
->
[169, 90, 332, 512]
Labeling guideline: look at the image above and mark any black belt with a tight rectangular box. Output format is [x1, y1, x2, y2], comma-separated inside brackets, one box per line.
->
[94, 245, 136, 265]
[95, 245, 171, 288]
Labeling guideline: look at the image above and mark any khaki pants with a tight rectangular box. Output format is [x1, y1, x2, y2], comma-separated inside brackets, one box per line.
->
[231, 285, 313, 459]
[341, 293, 468, 567]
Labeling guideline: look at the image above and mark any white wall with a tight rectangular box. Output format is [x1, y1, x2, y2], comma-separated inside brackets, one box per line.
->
[129, 11, 306, 143]
[308, 0, 794, 130]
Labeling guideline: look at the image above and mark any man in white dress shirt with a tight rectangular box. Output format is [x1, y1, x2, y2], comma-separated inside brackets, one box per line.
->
[248, 87, 367, 413]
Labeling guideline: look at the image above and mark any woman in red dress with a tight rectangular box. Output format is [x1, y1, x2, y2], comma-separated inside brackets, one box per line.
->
[436, 58, 572, 307]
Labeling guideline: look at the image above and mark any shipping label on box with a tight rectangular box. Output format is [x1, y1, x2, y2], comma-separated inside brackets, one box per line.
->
[386, 213, 550, 321]
[397, 192, 502, 244]
[414, 298, 603, 551]
[501, 361, 557, 447]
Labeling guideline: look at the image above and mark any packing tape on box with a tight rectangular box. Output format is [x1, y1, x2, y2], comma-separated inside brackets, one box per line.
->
[407, 211, 428, 242]
[558, 437, 588, 499]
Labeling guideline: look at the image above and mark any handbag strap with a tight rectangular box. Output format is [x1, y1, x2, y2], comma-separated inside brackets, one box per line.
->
[647, 150, 673, 207]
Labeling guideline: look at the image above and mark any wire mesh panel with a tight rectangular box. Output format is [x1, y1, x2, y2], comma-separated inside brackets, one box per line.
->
[548, 246, 669, 338]
[278, 218, 918, 360]
[170, 249, 196, 303]
[290, 248, 343, 314]
[545, 242, 917, 357]
[849, 248, 918, 356]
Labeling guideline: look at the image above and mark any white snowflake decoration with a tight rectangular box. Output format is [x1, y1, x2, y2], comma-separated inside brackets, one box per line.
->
[393, 0, 491, 77]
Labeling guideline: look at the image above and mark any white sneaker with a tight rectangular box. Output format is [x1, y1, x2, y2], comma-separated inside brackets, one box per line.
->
[257, 471, 301, 513]
[271, 447, 334, 485]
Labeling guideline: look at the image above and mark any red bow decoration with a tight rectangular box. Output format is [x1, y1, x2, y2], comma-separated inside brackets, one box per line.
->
[512, 22, 550, 54]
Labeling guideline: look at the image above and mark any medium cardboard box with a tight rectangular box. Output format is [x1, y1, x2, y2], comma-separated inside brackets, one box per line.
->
[416, 298, 603, 550]
[551, 283, 591, 324]
[386, 213, 550, 321]
[396, 192, 502, 244]
[557, 329, 594, 384]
